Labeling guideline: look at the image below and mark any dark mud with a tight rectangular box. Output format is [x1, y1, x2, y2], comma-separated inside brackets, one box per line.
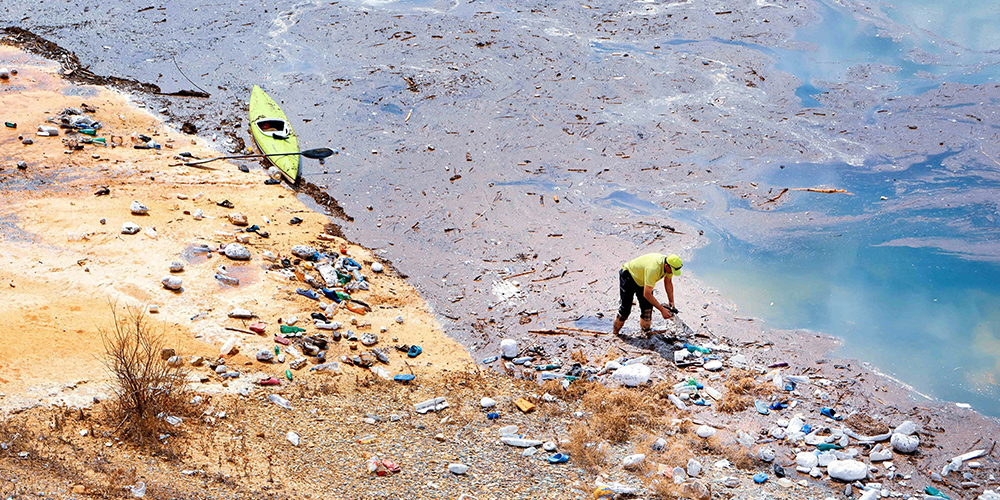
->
[3, 0, 1000, 482]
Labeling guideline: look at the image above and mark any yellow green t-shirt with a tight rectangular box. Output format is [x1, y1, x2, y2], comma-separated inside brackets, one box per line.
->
[623, 253, 667, 287]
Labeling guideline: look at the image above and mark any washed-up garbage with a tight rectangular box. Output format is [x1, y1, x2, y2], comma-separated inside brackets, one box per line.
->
[414, 397, 448, 414]
[500, 436, 542, 448]
[268, 394, 292, 410]
[610, 363, 650, 386]
[228, 309, 254, 319]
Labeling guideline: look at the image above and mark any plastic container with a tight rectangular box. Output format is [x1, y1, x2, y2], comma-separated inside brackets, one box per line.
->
[219, 337, 237, 357]
[500, 436, 543, 447]
[610, 364, 651, 387]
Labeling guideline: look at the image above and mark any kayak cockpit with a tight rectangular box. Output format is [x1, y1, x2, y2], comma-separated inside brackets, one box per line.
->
[254, 118, 290, 140]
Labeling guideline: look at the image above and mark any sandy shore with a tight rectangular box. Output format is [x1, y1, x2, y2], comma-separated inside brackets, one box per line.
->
[0, 45, 470, 410]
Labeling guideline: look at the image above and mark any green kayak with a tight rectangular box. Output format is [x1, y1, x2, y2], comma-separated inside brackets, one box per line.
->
[249, 85, 299, 183]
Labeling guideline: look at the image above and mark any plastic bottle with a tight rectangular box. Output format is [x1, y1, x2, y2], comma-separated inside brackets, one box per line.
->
[311, 362, 340, 373]
[219, 337, 237, 357]
[500, 339, 518, 358]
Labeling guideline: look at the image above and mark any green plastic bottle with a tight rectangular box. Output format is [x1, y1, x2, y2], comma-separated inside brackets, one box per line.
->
[285, 370, 293, 381]
[280, 325, 305, 334]
[925, 487, 950, 499]
[4, 122, 16, 128]
[80, 128, 96, 136]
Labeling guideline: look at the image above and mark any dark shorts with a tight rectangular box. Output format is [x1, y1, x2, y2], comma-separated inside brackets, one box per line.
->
[618, 269, 652, 322]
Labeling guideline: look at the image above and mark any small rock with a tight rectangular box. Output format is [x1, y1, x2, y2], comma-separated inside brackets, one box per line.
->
[890, 432, 919, 453]
[130, 201, 149, 215]
[21, 138, 32, 145]
[869, 444, 892, 462]
[720, 477, 739, 488]
[480, 397, 496, 408]
[224, 243, 251, 260]
[893, 420, 918, 436]
[828, 459, 868, 481]
[703, 359, 723, 371]
[696, 425, 716, 438]
[0, 68, 9, 79]
[371, 262, 384, 273]
[522, 447, 537, 456]
[291, 245, 318, 260]
[652, 437, 667, 451]
[448, 463, 468, 475]
[256, 350, 275, 363]
[758, 448, 776, 462]
[16, 161, 28, 169]
[687, 458, 703, 477]
[360, 333, 378, 346]
[286, 431, 300, 446]
[622, 453, 645, 469]
[679, 480, 711, 500]
[395, 315, 404, 324]
[161, 348, 176, 360]
[189, 356, 204, 366]
[161, 276, 182, 290]
[672, 467, 686, 484]
[795, 452, 818, 469]
[228, 308, 254, 319]
[169, 261, 184, 272]
[72, 484, 85, 495]
[122, 222, 141, 235]
[166, 356, 184, 368]
[543, 441, 557, 452]
[228, 213, 248, 226]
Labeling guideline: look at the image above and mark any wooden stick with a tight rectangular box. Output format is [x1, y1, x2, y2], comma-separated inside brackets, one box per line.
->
[503, 269, 536, 280]
[556, 326, 607, 335]
[762, 188, 788, 205]
[224, 326, 255, 335]
[470, 191, 502, 227]
[790, 187, 854, 195]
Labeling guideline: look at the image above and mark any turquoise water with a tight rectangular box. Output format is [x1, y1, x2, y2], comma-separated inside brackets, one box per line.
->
[682, 155, 1000, 414]
[678, 0, 1000, 415]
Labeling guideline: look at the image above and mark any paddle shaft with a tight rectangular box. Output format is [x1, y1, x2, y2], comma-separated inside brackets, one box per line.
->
[184, 151, 307, 166]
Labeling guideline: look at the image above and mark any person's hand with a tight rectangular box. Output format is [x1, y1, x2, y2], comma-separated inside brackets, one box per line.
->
[661, 308, 673, 320]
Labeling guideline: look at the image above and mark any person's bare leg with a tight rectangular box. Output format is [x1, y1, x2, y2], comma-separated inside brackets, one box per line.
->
[613, 315, 626, 335]
[639, 317, 652, 334]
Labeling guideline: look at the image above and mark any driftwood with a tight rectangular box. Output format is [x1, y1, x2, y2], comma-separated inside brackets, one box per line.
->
[789, 187, 854, 195]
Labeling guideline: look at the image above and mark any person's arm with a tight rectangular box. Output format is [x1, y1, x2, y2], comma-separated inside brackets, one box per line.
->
[643, 285, 673, 319]
[664, 275, 675, 309]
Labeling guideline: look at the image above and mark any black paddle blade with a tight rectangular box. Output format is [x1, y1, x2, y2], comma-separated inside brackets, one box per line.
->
[301, 148, 334, 159]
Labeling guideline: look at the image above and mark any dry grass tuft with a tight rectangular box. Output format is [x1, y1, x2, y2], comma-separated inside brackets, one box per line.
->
[716, 393, 751, 413]
[647, 478, 683, 500]
[725, 369, 777, 397]
[564, 424, 607, 473]
[570, 348, 588, 365]
[845, 412, 889, 436]
[100, 303, 190, 451]
[719, 442, 757, 470]
[583, 386, 663, 443]
[655, 437, 695, 469]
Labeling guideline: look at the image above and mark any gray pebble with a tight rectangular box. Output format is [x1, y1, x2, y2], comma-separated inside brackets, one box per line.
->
[122, 222, 141, 235]
[224, 243, 251, 260]
[130, 201, 149, 215]
[161, 276, 182, 290]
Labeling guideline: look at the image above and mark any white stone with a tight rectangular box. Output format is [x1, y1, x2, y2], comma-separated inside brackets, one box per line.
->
[371, 262, 384, 273]
[827, 459, 868, 481]
[890, 433, 919, 453]
[161, 276, 182, 290]
[687, 458, 702, 477]
[696, 425, 716, 438]
[622, 454, 645, 469]
[672, 466, 686, 484]
[795, 452, 818, 469]
[870, 444, 892, 462]
[169, 261, 184, 272]
[978, 491, 1000, 500]
[769, 426, 786, 439]
[543, 441, 557, 452]
[480, 397, 496, 408]
[448, 463, 468, 474]
[893, 420, 918, 436]
[786, 416, 804, 434]
[291, 245, 317, 259]
[228, 309, 254, 319]
[758, 448, 776, 462]
[500, 339, 518, 358]
[703, 360, 723, 371]
[286, 431, 300, 446]
[130, 201, 149, 215]
[224, 243, 251, 260]
[817, 451, 836, 467]
[122, 222, 141, 234]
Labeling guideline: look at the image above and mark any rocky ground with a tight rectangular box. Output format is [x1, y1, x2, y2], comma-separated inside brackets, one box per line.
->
[2, 32, 1000, 500]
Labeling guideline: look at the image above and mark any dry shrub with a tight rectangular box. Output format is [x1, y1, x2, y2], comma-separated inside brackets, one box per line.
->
[564, 425, 607, 473]
[724, 369, 776, 397]
[716, 393, 751, 413]
[647, 478, 682, 500]
[655, 437, 694, 469]
[583, 386, 662, 443]
[570, 348, 588, 365]
[719, 443, 757, 470]
[101, 304, 189, 449]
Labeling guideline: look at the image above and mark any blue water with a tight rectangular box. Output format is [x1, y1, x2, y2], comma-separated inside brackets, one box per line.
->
[680, 153, 1000, 414]
[672, 0, 1000, 416]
